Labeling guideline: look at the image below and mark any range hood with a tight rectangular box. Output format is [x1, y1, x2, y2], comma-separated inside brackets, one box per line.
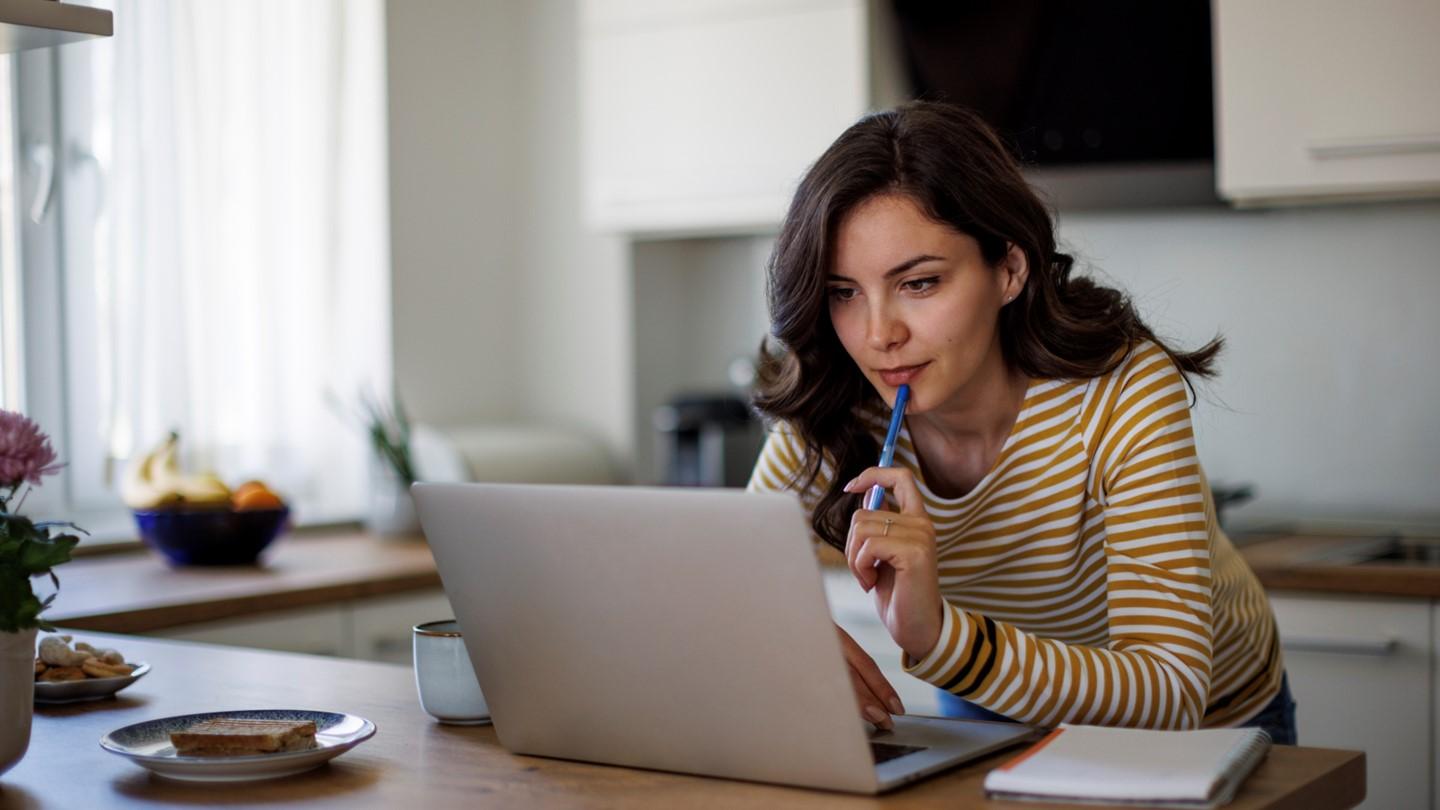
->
[1, 0, 112, 54]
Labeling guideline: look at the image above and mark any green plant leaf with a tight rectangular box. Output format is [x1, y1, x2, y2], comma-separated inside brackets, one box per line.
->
[0, 562, 41, 634]
[18, 532, 78, 574]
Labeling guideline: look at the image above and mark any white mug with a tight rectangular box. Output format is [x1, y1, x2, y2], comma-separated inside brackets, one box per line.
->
[413, 620, 489, 725]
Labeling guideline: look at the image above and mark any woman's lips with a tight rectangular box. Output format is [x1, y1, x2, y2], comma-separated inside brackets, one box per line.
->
[878, 362, 929, 387]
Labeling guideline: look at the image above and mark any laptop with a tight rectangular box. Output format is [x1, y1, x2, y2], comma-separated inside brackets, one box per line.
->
[412, 482, 1037, 794]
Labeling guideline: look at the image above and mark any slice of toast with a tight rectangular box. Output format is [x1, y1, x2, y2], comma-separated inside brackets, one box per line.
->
[170, 718, 318, 756]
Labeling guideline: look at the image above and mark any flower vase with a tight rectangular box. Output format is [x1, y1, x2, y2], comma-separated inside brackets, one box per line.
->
[366, 466, 420, 538]
[0, 627, 37, 779]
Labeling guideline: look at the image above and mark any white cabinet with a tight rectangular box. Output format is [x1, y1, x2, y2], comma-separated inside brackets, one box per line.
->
[1214, 0, 1440, 206]
[580, 0, 874, 234]
[1270, 592, 1431, 810]
[154, 604, 350, 658]
[148, 589, 454, 664]
[350, 590, 455, 665]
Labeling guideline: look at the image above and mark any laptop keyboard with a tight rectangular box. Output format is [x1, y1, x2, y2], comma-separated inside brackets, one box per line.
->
[869, 741, 927, 764]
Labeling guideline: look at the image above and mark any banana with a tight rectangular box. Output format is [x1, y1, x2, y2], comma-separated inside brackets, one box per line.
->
[120, 432, 231, 509]
[178, 470, 232, 507]
[121, 433, 185, 509]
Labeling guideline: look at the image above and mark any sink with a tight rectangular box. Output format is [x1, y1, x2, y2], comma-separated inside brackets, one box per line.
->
[1305, 535, 1440, 566]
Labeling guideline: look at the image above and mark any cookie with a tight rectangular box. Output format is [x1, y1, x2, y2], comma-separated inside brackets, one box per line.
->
[38, 635, 91, 667]
[34, 659, 46, 677]
[38, 665, 87, 682]
[81, 658, 135, 679]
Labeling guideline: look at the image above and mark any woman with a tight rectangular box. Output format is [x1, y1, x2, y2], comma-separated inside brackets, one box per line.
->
[746, 102, 1295, 743]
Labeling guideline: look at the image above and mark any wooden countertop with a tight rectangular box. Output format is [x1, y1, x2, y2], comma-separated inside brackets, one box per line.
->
[1239, 534, 1440, 599]
[6, 634, 1365, 809]
[45, 528, 1440, 640]
[47, 532, 441, 633]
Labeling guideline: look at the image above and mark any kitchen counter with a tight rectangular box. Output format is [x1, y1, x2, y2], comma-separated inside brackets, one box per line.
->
[1238, 533, 1440, 599]
[47, 531, 440, 633]
[7, 633, 1365, 808]
[45, 530, 1440, 639]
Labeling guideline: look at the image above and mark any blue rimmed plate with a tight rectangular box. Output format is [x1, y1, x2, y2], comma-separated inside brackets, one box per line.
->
[100, 709, 376, 782]
[35, 661, 151, 704]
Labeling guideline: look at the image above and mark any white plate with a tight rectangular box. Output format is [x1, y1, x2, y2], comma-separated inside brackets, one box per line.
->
[34, 662, 151, 704]
[100, 709, 376, 782]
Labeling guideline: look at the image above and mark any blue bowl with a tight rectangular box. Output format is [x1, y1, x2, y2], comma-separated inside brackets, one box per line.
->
[133, 506, 291, 566]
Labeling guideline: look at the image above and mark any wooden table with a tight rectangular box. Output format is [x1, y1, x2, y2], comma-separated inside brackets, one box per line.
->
[3, 634, 1364, 809]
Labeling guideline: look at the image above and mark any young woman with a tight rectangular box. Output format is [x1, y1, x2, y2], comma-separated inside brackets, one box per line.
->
[746, 102, 1294, 743]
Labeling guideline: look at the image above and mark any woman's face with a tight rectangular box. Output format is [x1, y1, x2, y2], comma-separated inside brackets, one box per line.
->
[826, 193, 1024, 414]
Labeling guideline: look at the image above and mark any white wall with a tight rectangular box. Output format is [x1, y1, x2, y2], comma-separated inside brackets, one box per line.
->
[1057, 201, 1440, 530]
[386, 1, 525, 425]
[516, 0, 635, 473]
[386, 0, 634, 474]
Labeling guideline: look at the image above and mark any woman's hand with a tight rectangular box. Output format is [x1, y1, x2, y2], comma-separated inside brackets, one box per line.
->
[843, 467, 944, 661]
[836, 624, 905, 730]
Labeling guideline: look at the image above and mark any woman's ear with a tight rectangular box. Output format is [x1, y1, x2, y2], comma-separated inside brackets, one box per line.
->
[999, 243, 1029, 303]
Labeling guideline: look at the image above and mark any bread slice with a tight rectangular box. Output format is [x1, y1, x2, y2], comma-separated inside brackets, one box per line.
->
[170, 718, 318, 756]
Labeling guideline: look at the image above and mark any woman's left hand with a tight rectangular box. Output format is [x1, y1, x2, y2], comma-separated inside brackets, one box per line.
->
[843, 467, 943, 661]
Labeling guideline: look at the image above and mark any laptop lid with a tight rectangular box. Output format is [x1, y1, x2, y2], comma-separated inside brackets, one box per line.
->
[413, 482, 882, 793]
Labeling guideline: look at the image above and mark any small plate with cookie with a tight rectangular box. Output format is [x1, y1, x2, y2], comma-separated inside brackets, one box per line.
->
[34, 634, 150, 705]
[100, 709, 376, 782]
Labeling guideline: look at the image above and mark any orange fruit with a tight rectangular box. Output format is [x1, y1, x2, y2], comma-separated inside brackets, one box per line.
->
[232, 480, 268, 499]
[233, 483, 284, 511]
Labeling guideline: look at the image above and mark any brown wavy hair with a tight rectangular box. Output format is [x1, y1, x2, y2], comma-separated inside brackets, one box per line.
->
[752, 101, 1222, 551]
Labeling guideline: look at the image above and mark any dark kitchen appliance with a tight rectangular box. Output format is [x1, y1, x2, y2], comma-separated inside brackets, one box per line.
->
[653, 394, 763, 488]
[890, 0, 1213, 166]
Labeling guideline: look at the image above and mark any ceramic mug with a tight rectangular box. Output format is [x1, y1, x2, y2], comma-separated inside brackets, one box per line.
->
[413, 620, 489, 725]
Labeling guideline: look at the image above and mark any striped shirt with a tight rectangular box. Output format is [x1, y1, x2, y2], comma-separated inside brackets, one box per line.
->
[747, 341, 1282, 729]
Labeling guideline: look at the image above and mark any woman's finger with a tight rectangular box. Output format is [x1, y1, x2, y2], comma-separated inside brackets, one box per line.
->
[853, 534, 928, 591]
[847, 514, 927, 587]
[838, 629, 906, 716]
[843, 467, 928, 516]
[847, 665, 894, 730]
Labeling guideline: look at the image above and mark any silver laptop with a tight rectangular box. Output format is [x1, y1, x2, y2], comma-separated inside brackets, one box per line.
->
[413, 482, 1037, 794]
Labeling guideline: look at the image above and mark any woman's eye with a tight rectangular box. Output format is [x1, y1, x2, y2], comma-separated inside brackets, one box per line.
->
[827, 287, 856, 302]
[902, 276, 939, 293]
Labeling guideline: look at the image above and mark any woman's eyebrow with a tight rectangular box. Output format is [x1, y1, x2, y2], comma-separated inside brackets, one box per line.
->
[828, 254, 946, 282]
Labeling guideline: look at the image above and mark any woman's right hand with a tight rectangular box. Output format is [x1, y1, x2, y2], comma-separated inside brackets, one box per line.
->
[836, 624, 905, 731]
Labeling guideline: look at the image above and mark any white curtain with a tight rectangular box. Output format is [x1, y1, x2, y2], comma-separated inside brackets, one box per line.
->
[76, 0, 389, 518]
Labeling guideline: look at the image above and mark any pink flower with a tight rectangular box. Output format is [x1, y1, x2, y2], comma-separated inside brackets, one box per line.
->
[0, 409, 63, 489]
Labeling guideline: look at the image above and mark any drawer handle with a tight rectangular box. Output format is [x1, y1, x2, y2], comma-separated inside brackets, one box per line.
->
[1308, 134, 1440, 160]
[1281, 636, 1398, 657]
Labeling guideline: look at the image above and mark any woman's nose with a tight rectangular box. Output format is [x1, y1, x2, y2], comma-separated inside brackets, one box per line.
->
[864, 303, 907, 351]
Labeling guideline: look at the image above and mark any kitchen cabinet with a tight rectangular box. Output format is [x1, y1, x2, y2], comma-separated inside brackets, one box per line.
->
[1214, 0, 1440, 206]
[1270, 592, 1431, 810]
[153, 604, 350, 658]
[350, 589, 455, 665]
[149, 588, 454, 664]
[580, 0, 886, 235]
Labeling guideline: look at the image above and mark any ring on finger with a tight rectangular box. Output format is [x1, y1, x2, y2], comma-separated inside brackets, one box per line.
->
[883, 518, 893, 536]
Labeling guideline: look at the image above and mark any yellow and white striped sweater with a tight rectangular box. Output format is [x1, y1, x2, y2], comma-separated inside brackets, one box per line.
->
[747, 342, 1282, 729]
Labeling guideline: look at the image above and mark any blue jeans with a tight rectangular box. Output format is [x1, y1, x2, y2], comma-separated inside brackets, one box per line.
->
[936, 673, 1298, 744]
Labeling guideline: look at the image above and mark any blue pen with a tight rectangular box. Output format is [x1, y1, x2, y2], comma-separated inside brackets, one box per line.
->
[865, 384, 910, 511]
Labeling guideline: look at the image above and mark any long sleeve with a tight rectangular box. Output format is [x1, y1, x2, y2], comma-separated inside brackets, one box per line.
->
[904, 346, 1215, 729]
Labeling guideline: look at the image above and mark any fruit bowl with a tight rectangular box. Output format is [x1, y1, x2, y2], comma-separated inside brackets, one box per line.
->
[133, 507, 291, 566]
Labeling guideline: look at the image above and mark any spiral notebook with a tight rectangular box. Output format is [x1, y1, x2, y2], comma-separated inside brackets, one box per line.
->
[983, 724, 1272, 808]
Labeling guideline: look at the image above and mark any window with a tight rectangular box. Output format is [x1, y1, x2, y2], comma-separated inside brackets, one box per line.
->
[5, 1, 390, 540]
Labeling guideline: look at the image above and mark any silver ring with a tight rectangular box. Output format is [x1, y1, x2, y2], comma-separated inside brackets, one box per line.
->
[883, 518, 893, 536]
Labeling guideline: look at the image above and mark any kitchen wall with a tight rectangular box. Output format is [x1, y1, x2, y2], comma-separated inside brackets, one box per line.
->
[386, 1, 1440, 528]
[1058, 201, 1440, 530]
[386, 0, 634, 470]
